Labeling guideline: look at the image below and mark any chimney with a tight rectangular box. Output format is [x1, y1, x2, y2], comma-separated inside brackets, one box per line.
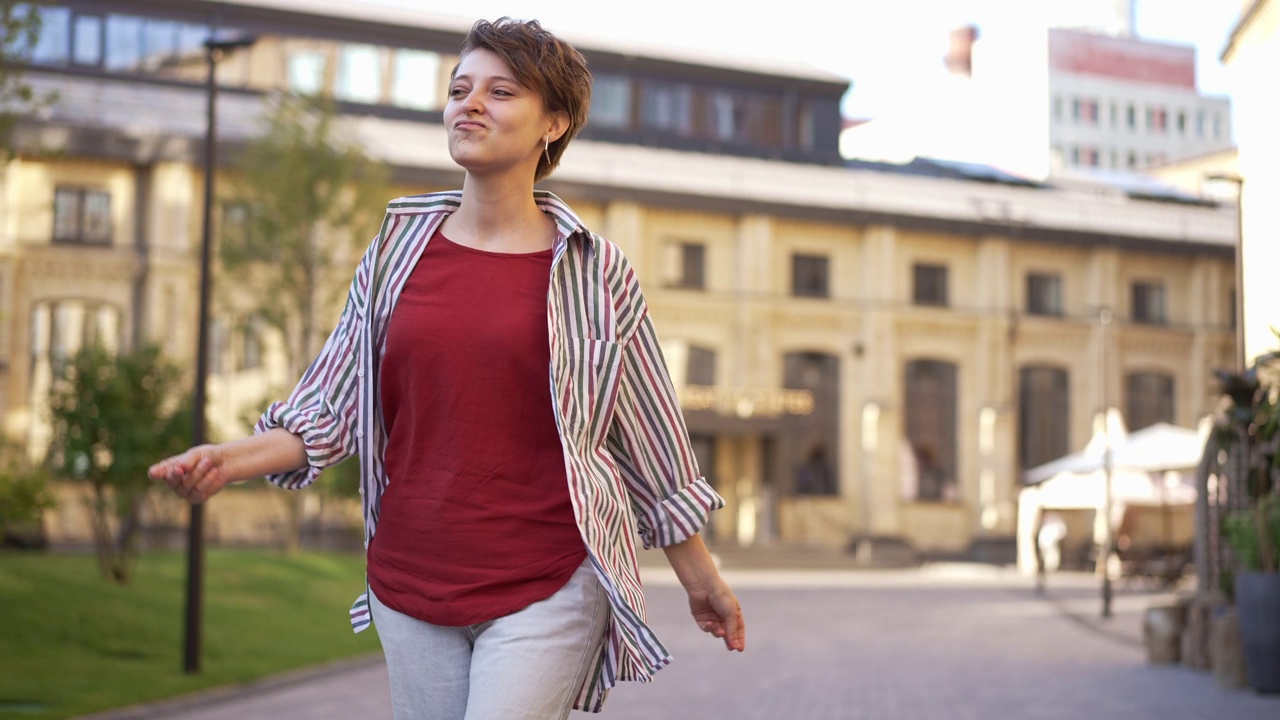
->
[945, 25, 979, 77]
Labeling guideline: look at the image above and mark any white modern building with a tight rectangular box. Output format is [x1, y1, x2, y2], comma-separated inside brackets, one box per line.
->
[843, 23, 1234, 183]
[1044, 28, 1233, 173]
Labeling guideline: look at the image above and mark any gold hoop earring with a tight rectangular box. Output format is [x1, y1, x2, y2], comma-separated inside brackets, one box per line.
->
[544, 135, 551, 165]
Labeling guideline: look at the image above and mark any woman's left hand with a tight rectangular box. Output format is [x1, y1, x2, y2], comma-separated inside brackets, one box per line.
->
[687, 579, 745, 652]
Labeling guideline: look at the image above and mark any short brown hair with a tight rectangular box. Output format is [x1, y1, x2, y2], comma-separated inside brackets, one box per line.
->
[457, 18, 592, 182]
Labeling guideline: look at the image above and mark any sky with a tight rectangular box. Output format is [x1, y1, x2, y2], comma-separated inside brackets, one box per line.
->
[369, 0, 1244, 120]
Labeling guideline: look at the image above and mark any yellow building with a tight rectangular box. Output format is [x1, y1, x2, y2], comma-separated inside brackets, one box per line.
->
[4, 0, 1238, 559]
[1220, 0, 1280, 364]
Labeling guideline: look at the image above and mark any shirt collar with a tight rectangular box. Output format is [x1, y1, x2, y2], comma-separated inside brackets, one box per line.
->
[385, 189, 595, 247]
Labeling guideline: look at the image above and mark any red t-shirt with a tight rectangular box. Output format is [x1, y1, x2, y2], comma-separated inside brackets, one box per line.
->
[367, 229, 586, 626]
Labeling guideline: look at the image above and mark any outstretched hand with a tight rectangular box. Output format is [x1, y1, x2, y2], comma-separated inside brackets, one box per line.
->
[148, 444, 231, 505]
[687, 580, 746, 652]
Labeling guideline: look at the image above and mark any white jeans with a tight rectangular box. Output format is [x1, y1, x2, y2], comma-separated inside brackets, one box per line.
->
[369, 560, 609, 720]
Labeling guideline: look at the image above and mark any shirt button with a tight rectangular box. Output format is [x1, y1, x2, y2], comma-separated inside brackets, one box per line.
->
[357, 367, 365, 377]
[356, 429, 365, 438]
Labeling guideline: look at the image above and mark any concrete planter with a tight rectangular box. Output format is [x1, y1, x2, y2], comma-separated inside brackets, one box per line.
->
[1236, 572, 1280, 694]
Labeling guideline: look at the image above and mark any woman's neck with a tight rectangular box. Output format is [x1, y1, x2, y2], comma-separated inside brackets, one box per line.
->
[445, 173, 554, 253]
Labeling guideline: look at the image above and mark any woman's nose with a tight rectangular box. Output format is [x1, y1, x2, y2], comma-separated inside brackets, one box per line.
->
[459, 89, 483, 114]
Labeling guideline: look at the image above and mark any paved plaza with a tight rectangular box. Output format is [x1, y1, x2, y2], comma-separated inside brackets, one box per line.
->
[88, 564, 1280, 720]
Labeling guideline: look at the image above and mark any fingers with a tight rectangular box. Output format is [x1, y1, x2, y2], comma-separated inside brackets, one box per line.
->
[149, 450, 221, 504]
[714, 592, 746, 652]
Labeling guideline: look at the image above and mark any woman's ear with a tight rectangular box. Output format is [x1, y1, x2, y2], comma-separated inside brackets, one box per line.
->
[547, 110, 570, 144]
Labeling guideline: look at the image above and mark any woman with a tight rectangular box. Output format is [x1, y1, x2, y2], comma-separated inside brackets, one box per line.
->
[149, 17, 744, 720]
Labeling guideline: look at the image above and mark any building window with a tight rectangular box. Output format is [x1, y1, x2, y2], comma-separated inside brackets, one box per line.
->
[336, 44, 382, 104]
[72, 13, 103, 66]
[1052, 96, 1062, 122]
[1126, 372, 1174, 431]
[1018, 366, 1070, 470]
[640, 82, 692, 135]
[1146, 106, 1167, 133]
[1176, 110, 1186, 135]
[1026, 273, 1063, 316]
[1109, 102, 1118, 128]
[30, 5, 70, 64]
[797, 101, 816, 151]
[1077, 97, 1098, 125]
[664, 241, 706, 289]
[288, 50, 327, 96]
[1213, 114, 1223, 140]
[791, 253, 829, 298]
[105, 15, 143, 71]
[391, 49, 440, 110]
[1081, 146, 1099, 167]
[590, 74, 632, 128]
[904, 359, 958, 502]
[1125, 104, 1136, 130]
[53, 187, 112, 245]
[1126, 151, 1138, 168]
[686, 346, 717, 386]
[784, 352, 840, 496]
[1132, 281, 1166, 324]
[912, 263, 948, 306]
[1070, 146, 1080, 166]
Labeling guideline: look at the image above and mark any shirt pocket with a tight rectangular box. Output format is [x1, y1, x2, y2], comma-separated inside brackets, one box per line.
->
[557, 337, 624, 446]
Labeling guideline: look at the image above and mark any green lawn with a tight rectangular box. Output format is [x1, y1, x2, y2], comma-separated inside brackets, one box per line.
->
[0, 549, 382, 719]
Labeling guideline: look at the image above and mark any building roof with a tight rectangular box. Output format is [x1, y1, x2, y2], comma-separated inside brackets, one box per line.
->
[21, 73, 1236, 253]
[193, 0, 849, 85]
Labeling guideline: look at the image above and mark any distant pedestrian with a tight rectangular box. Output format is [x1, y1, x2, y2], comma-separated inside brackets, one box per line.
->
[149, 16, 744, 720]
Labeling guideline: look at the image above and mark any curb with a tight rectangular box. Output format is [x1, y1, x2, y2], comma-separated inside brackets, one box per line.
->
[71, 652, 385, 720]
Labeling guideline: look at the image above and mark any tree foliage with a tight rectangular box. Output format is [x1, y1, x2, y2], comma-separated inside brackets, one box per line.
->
[221, 94, 389, 380]
[0, 2, 54, 157]
[47, 344, 192, 583]
[0, 444, 54, 547]
[221, 94, 388, 550]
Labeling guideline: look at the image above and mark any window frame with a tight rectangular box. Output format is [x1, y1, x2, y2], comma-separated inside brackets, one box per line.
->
[1131, 280, 1167, 325]
[791, 253, 830, 298]
[1026, 272, 1063, 316]
[52, 186, 113, 246]
[912, 263, 949, 307]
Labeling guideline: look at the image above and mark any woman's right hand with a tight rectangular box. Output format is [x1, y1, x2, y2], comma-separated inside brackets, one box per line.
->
[148, 444, 233, 505]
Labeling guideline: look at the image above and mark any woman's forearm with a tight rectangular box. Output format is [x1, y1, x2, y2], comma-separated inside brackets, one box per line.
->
[662, 532, 721, 589]
[221, 428, 309, 483]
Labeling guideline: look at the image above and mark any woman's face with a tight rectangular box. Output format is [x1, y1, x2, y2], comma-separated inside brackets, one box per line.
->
[445, 48, 563, 181]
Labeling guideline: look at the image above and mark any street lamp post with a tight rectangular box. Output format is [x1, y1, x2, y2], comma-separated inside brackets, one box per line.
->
[1098, 306, 1114, 619]
[184, 34, 257, 675]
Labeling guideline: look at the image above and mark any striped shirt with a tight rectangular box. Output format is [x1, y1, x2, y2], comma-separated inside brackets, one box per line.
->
[255, 190, 725, 712]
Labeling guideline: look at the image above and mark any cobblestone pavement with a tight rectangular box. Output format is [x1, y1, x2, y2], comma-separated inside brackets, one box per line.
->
[111, 565, 1280, 720]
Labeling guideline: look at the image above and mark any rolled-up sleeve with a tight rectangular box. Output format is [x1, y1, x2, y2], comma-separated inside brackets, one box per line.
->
[253, 245, 371, 490]
[606, 305, 725, 549]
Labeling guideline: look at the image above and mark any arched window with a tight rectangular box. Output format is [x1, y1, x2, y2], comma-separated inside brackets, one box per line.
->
[904, 360, 958, 501]
[783, 352, 839, 496]
[1018, 366, 1070, 470]
[1126, 372, 1174, 431]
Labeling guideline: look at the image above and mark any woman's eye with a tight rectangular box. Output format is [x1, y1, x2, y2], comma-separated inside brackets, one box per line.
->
[449, 87, 467, 98]
[493, 88, 513, 97]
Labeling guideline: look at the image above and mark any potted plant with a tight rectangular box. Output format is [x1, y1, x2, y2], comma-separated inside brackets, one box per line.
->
[1217, 353, 1280, 694]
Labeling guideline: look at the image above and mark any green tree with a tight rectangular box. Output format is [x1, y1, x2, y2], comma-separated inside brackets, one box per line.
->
[47, 344, 192, 583]
[221, 94, 388, 551]
[1, 2, 54, 156]
[0, 444, 54, 547]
